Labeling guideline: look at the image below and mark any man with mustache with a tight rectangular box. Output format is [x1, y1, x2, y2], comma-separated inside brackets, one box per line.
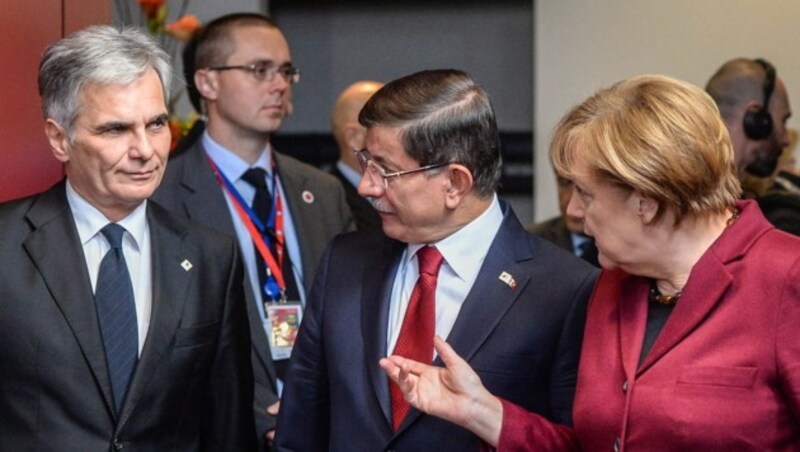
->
[152, 13, 354, 450]
[274, 69, 597, 451]
[0, 25, 256, 450]
[706, 58, 800, 235]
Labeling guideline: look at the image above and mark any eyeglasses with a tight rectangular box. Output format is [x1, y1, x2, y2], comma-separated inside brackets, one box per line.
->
[207, 61, 301, 84]
[355, 149, 450, 189]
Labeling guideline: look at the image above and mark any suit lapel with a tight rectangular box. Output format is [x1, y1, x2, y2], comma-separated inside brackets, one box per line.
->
[397, 207, 534, 432]
[615, 274, 649, 378]
[633, 201, 764, 374]
[362, 238, 405, 430]
[22, 183, 116, 418]
[638, 262, 732, 374]
[179, 142, 238, 234]
[117, 203, 194, 427]
[177, 143, 278, 384]
[273, 153, 316, 294]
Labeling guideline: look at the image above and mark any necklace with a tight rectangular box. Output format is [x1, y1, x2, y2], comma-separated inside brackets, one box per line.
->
[649, 285, 681, 305]
[726, 207, 740, 227]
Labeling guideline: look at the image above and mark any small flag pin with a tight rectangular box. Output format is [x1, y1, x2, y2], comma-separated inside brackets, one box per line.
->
[498, 271, 517, 289]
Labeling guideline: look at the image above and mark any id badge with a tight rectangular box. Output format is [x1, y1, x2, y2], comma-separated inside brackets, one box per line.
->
[266, 302, 303, 361]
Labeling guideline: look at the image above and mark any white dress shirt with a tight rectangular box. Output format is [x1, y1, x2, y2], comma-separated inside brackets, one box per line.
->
[387, 195, 504, 355]
[66, 180, 152, 355]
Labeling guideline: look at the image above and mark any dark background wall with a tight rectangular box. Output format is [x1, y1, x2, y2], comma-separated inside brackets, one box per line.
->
[270, 0, 535, 220]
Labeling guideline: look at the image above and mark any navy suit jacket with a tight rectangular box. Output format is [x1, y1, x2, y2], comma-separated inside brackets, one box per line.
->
[275, 201, 597, 451]
[0, 181, 256, 451]
[152, 140, 354, 447]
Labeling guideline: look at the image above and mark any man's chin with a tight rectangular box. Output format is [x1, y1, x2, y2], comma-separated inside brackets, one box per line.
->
[745, 157, 780, 178]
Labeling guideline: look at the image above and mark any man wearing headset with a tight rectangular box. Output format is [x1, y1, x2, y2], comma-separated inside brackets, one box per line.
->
[706, 58, 800, 235]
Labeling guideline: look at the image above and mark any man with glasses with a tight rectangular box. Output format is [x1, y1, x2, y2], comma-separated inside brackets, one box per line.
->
[152, 13, 354, 450]
[275, 69, 597, 451]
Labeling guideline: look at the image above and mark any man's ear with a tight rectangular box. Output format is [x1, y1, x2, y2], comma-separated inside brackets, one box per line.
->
[637, 193, 659, 224]
[45, 119, 70, 163]
[343, 123, 366, 152]
[194, 69, 219, 101]
[443, 164, 474, 209]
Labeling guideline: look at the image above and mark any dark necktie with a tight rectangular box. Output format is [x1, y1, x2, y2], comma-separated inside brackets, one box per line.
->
[241, 168, 300, 382]
[95, 223, 138, 414]
[241, 168, 300, 302]
[390, 246, 444, 431]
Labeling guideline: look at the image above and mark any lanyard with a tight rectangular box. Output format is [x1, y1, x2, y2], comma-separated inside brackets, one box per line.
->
[206, 156, 289, 297]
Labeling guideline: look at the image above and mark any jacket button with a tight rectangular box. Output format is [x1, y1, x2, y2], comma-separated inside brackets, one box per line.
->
[622, 380, 628, 392]
[113, 438, 124, 450]
[613, 437, 621, 451]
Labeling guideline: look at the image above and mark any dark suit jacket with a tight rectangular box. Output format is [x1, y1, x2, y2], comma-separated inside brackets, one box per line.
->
[757, 190, 800, 237]
[528, 216, 573, 252]
[330, 166, 382, 232]
[0, 181, 256, 451]
[529, 216, 599, 267]
[151, 140, 354, 447]
[274, 202, 598, 451]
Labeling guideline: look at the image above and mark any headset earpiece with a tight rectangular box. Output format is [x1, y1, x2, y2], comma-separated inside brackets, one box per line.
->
[742, 58, 776, 140]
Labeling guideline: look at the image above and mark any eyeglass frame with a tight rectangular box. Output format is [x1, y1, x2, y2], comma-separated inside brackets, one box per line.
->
[206, 61, 301, 84]
[354, 149, 451, 188]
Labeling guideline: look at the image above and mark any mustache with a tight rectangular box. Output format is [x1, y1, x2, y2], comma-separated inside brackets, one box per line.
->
[366, 196, 394, 214]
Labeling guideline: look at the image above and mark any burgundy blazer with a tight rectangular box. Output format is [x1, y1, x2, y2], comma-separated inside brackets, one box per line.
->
[497, 200, 800, 451]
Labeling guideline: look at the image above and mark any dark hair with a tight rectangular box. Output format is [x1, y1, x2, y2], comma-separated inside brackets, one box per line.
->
[358, 69, 501, 197]
[182, 31, 202, 113]
[194, 13, 279, 70]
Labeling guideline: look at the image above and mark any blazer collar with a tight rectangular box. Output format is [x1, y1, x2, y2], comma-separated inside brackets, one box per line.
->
[176, 141, 239, 234]
[23, 181, 118, 418]
[362, 236, 406, 431]
[389, 201, 536, 433]
[115, 201, 195, 429]
[622, 200, 772, 374]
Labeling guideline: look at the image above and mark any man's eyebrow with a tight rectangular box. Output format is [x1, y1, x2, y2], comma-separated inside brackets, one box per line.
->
[148, 113, 170, 124]
[92, 121, 133, 132]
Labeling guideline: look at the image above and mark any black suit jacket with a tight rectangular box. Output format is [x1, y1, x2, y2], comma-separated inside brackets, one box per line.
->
[528, 216, 573, 252]
[275, 202, 598, 451]
[528, 216, 599, 267]
[0, 182, 256, 451]
[151, 140, 354, 447]
[330, 166, 382, 232]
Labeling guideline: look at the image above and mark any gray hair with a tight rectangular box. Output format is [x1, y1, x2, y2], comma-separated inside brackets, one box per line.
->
[359, 69, 502, 198]
[38, 25, 172, 136]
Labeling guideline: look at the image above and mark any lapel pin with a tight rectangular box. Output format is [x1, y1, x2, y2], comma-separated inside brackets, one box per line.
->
[181, 259, 193, 272]
[499, 271, 517, 289]
[302, 190, 315, 204]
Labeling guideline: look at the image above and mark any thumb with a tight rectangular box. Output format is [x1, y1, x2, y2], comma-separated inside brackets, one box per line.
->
[433, 335, 463, 369]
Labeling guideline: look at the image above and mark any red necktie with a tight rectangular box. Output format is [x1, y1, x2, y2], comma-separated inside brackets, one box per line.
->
[390, 245, 444, 431]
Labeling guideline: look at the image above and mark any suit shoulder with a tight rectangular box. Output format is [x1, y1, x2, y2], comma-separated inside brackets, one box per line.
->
[148, 200, 235, 248]
[527, 216, 561, 234]
[524, 233, 598, 279]
[275, 153, 343, 188]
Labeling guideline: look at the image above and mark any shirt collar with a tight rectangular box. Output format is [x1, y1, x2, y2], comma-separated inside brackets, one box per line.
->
[66, 179, 148, 250]
[405, 194, 503, 280]
[202, 131, 273, 182]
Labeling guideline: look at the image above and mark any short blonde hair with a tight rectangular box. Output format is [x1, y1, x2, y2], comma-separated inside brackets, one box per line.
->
[550, 75, 741, 224]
